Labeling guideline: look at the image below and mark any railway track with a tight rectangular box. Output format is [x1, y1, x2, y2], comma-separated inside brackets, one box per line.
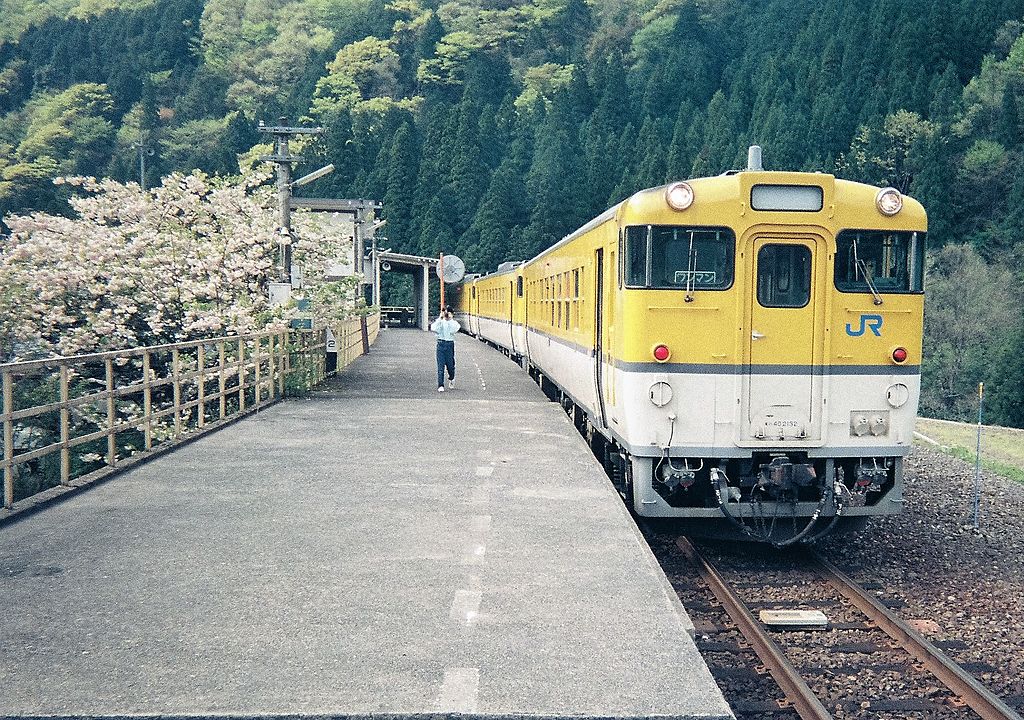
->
[667, 536, 1023, 720]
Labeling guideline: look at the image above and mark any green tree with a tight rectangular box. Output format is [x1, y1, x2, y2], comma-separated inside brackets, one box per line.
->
[921, 244, 1019, 420]
[1, 83, 116, 215]
[524, 92, 586, 257]
[382, 121, 420, 251]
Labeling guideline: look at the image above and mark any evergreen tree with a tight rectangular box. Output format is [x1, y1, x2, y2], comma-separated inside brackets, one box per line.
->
[382, 122, 420, 252]
[997, 85, 1019, 147]
[929, 64, 962, 124]
[448, 98, 489, 240]
[524, 92, 586, 257]
[463, 128, 532, 270]
[415, 11, 445, 64]
[666, 100, 696, 180]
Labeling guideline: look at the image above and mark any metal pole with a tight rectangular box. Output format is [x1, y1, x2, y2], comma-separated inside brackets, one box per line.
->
[354, 208, 364, 279]
[421, 265, 429, 330]
[439, 253, 445, 313]
[276, 126, 293, 283]
[371, 236, 380, 307]
[972, 382, 984, 529]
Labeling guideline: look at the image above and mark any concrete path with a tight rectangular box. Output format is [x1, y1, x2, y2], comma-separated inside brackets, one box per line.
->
[0, 328, 732, 719]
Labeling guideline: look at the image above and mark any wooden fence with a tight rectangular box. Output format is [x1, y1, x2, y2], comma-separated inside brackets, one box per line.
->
[1, 313, 379, 513]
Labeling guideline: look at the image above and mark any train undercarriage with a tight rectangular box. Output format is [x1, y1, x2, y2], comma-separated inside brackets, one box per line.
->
[519, 353, 900, 546]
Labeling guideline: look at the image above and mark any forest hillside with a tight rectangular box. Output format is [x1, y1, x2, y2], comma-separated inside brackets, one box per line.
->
[2, 0, 1024, 424]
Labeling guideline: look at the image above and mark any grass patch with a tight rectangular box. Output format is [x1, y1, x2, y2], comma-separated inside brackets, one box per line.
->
[915, 418, 1024, 484]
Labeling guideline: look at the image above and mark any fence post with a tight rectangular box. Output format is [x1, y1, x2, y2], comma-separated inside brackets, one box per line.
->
[255, 335, 263, 405]
[143, 352, 153, 451]
[60, 365, 70, 484]
[3, 370, 13, 508]
[172, 348, 182, 438]
[278, 331, 286, 397]
[218, 342, 226, 420]
[238, 338, 246, 412]
[197, 344, 206, 429]
[284, 331, 292, 397]
[106, 358, 116, 467]
[316, 331, 323, 386]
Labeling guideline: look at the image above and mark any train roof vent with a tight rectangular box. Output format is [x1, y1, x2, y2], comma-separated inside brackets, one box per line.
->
[496, 261, 520, 272]
[747, 145, 763, 171]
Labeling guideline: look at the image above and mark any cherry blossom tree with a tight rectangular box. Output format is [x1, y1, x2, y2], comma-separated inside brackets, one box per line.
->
[0, 168, 357, 362]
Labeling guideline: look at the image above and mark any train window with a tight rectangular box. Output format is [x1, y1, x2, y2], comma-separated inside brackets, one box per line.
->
[624, 225, 735, 290]
[517, 276, 523, 297]
[757, 244, 812, 308]
[835, 230, 925, 294]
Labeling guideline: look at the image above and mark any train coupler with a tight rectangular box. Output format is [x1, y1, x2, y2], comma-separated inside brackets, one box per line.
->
[757, 456, 817, 493]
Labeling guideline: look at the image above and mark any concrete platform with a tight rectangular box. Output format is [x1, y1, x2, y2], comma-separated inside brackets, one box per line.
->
[0, 328, 732, 719]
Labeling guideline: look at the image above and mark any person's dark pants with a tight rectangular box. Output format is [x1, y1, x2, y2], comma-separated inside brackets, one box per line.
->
[436, 340, 455, 388]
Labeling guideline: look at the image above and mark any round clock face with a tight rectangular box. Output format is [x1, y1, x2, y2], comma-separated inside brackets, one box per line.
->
[437, 254, 465, 282]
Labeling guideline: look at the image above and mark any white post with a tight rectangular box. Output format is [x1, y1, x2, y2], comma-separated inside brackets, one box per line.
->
[420, 265, 430, 331]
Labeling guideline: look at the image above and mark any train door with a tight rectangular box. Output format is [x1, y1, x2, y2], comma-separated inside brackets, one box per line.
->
[470, 285, 479, 336]
[508, 280, 516, 354]
[594, 249, 608, 428]
[744, 234, 824, 442]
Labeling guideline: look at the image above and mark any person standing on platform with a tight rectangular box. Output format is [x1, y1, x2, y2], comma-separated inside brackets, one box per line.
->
[431, 306, 460, 392]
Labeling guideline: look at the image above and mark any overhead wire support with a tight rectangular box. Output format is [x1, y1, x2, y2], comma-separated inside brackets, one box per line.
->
[257, 118, 326, 285]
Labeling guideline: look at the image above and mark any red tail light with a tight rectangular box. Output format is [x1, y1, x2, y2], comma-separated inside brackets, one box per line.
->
[892, 347, 908, 363]
[653, 344, 671, 362]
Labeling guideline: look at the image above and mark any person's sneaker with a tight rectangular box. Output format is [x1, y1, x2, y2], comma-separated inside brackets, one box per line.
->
[438, 386, 445, 392]
[447, 379, 454, 389]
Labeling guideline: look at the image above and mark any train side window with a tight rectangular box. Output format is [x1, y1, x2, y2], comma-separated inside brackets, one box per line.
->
[624, 226, 649, 286]
[835, 230, 925, 294]
[517, 276, 523, 297]
[757, 244, 811, 308]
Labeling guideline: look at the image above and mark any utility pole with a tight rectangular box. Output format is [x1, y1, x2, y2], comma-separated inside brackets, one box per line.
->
[135, 142, 154, 191]
[257, 118, 325, 286]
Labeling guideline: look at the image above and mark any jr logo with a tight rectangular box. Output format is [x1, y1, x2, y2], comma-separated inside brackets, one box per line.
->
[846, 314, 883, 337]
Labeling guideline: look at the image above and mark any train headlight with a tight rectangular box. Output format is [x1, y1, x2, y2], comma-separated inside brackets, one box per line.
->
[891, 346, 908, 364]
[652, 344, 671, 362]
[665, 182, 694, 211]
[875, 187, 903, 216]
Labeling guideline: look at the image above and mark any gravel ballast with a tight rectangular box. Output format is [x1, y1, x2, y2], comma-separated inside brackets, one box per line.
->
[816, 445, 1024, 702]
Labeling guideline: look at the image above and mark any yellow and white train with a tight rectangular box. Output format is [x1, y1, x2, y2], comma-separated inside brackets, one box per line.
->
[452, 148, 925, 544]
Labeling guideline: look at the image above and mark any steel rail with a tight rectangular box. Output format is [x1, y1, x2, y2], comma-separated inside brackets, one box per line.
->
[676, 537, 833, 720]
[812, 553, 1023, 720]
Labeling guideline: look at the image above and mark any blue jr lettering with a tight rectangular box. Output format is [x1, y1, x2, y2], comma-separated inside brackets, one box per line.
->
[846, 314, 883, 337]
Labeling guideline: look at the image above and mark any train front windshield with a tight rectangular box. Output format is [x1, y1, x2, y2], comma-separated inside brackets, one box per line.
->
[624, 226, 735, 290]
[834, 230, 925, 294]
